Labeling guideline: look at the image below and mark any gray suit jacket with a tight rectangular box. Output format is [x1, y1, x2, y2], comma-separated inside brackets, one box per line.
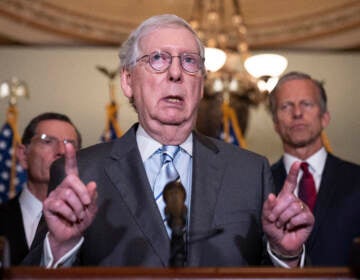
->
[25, 124, 274, 266]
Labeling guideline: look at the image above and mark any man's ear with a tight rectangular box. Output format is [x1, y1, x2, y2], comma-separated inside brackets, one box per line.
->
[16, 143, 28, 170]
[120, 69, 133, 99]
[321, 111, 331, 129]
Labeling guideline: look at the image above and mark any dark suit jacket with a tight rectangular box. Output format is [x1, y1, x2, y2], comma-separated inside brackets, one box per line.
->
[25, 124, 274, 266]
[0, 194, 29, 265]
[271, 153, 360, 266]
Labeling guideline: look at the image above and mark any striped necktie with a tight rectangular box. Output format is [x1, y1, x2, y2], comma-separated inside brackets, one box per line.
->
[153, 145, 180, 225]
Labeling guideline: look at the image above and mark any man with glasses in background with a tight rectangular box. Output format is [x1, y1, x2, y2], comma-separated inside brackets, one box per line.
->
[0, 112, 81, 265]
[25, 14, 314, 268]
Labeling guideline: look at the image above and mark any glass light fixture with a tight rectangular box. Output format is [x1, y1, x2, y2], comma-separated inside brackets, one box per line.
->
[204, 47, 227, 72]
[244, 54, 288, 78]
[257, 77, 279, 92]
[244, 53, 288, 92]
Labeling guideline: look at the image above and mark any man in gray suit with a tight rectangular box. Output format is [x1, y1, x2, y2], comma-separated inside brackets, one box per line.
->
[31, 14, 313, 268]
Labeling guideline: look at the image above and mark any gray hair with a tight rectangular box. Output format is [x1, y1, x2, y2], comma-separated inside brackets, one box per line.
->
[119, 14, 205, 71]
[269, 71, 328, 121]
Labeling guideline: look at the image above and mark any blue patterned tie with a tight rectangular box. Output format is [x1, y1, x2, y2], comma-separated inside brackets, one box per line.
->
[153, 145, 180, 226]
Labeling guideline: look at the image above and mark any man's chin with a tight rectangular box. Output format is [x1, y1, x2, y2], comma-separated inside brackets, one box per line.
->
[161, 121, 183, 127]
[288, 138, 313, 148]
[159, 116, 186, 126]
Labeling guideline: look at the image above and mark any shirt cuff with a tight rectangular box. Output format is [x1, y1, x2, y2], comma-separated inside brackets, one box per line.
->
[43, 232, 84, 268]
[267, 242, 305, 268]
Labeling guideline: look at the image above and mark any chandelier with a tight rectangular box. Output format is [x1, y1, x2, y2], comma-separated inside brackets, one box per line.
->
[190, 0, 288, 143]
[190, 0, 288, 93]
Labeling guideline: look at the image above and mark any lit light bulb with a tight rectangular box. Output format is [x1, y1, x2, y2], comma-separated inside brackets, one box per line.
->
[204, 47, 227, 72]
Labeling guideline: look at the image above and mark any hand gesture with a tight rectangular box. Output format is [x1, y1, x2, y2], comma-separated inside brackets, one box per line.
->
[43, 142, 97, 261]
[262, 161, 314, 263]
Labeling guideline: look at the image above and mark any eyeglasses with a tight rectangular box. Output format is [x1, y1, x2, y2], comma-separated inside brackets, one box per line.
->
[31, 133, 78, 150]
[136, 51, 204, 74]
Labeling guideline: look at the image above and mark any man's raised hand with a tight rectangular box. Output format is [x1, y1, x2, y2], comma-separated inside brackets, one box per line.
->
[43, 142, 97, 262]
[262, 162, 314, 265]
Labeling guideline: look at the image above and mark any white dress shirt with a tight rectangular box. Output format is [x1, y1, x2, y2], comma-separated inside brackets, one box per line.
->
[137, 125, 193, 232]
[283, 147, 328, 196]
[19, 185, 43, 248]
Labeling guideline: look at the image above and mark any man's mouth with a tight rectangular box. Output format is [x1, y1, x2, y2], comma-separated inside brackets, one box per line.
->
[290, 124, 307, 130]
[164, 96, 183, 103]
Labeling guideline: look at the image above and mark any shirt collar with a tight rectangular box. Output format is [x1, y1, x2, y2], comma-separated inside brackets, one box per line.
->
[136, 124, 193, 162]
[283, 147, 327, 175]
[19, 185, 43, 216]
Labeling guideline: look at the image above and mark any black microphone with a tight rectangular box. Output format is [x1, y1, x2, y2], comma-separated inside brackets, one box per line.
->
[163, 179, 187, 267]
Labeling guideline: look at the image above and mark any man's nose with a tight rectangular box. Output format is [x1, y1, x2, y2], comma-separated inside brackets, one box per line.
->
[293, 104, 303, 118]
[168, 56, 182, 82]
[56, 141, 66, 156]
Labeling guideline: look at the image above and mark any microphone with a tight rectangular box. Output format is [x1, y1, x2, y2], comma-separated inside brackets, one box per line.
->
[163, 179, 187, 267]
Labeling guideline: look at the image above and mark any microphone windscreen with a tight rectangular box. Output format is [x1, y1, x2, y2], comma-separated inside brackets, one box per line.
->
[163, 179, 186, 220]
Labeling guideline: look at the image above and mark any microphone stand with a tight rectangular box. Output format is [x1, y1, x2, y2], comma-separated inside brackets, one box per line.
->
[163, 179, 187, 267]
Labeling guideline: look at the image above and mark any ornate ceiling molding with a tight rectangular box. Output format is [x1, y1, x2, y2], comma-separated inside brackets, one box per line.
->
[0, 0, 359, 50]
[246, 1, 360, 48]
[0, 0, 135, 44]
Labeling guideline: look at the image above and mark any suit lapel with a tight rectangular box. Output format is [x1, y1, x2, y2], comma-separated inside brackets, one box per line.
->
[307, 154, 339, 249]
[101, 128, 230, 266]
[271, 155, 341, 251]
[103, 126, 170, 266]
[6, 197, 29, 262]
[271, 158, 287, 195]
[13, 197, 28, 249]
[31, 215, 47, 250]
[187, 133, 225, 266]
[272, 156, 340, 249]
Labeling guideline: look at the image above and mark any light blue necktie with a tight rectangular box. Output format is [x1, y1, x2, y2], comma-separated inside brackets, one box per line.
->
[153, 145, 180, 226]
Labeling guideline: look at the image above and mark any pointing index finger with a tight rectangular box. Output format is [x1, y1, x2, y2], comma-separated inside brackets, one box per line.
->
[64, 141, 79, 176]
[280, 161, 301, 195]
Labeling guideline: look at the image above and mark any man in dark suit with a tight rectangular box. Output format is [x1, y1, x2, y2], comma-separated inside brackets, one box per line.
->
[0, 112, 81, 265]
[270, 71, 360, 266]
[26, 15, 314, 268]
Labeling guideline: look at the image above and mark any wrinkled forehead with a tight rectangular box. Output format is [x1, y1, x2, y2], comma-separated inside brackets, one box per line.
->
[278, 79, 321, 100]
[138, 26, 200, 54]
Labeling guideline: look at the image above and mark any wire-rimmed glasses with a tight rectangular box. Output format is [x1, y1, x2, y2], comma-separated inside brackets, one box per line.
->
[136, 51, 204, 74]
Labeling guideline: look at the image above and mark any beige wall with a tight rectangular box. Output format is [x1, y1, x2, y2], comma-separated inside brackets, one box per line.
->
[0, 47, 359, 164]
